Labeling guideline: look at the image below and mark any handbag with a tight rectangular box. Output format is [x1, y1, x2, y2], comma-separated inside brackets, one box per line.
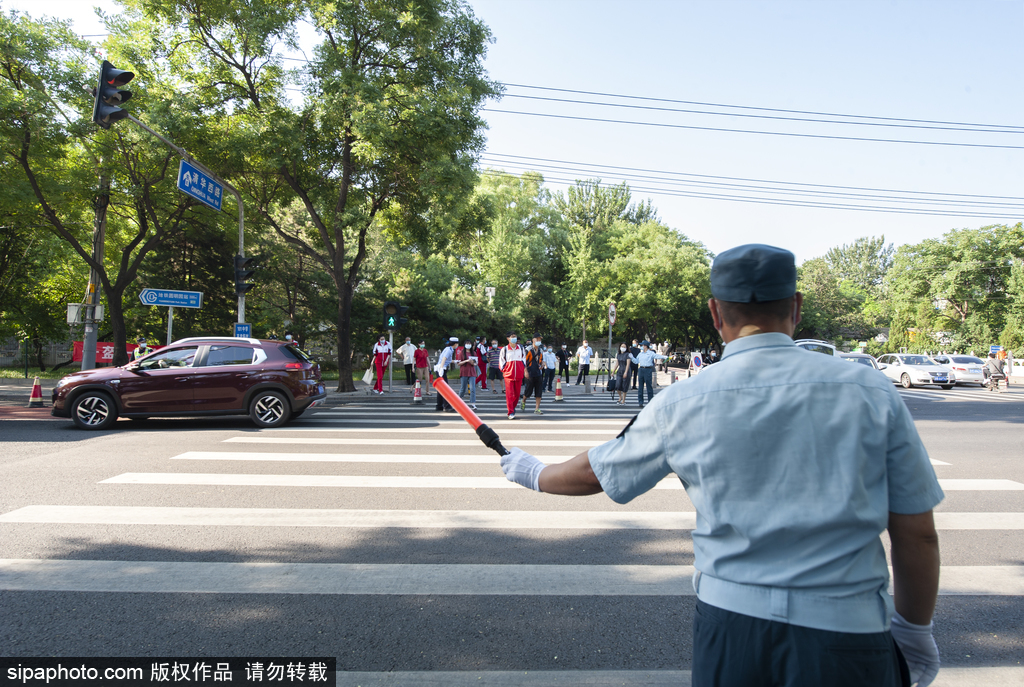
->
[607, 377, 618, 392]
[361, 366, 374, 385]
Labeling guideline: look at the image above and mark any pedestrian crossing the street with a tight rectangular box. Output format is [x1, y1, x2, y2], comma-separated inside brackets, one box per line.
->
[1, 387, 1022, 686]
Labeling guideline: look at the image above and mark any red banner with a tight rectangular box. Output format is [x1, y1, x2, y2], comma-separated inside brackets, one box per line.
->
[72, 342, 161, 363]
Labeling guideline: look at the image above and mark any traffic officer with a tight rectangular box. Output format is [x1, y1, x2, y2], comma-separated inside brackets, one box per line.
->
[434, 336, 459, 412]
[132, 338, 153, 361]
[498, 243, 944, 687]
[629, 340, 666, 408]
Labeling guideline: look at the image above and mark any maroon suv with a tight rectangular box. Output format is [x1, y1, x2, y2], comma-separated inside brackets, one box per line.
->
[52, 337, 326, 430]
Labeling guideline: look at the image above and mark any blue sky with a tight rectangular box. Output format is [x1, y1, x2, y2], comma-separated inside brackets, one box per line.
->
[9, 0, 1023, 262]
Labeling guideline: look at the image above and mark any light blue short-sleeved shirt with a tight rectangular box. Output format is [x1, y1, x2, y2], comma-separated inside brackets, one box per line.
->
[588, 332, 944, 633]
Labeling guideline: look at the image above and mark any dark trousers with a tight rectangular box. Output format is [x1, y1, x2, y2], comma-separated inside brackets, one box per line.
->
[404, 363, 414, 385]
[630, 364, 639, 388]
[637, 367, 654, 406]
[543, 368, 555, 391]
[434, 371, 452, 411]
[692, 600, 909, 687]
[575, 363, 590, 384]
[558, 364, 569, 383]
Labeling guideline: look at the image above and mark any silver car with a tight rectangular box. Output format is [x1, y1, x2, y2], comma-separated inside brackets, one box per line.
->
[931, 355, 985, 386]
[838, 352, 883, 371]
[876, 354, 955, 389]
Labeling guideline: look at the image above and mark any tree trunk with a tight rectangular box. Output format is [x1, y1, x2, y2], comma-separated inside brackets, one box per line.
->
[106, 291, 129, 366]
[335, 280, 356, 393]
[32, 336, 46, 371]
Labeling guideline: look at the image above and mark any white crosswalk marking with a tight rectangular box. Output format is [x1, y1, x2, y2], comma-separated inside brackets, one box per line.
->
[4, 387, 1022, 685]
[2, 559, 1021, 596]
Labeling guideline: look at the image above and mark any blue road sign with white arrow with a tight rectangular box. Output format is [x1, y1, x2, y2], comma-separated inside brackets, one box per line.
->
[139, 289, 203, 308]
[177, 159, 223, 211]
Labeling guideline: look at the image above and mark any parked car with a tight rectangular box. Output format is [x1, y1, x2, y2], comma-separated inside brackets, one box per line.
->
[838, 352, 883, 371]
[876, 353, 955, 389]
[52, 337, 326, 430]
[795, 339, 836, 356]
[930, 354, 985, 386]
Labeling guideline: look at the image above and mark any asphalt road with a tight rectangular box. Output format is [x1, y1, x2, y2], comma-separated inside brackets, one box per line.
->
[1, 380, 1022, 686]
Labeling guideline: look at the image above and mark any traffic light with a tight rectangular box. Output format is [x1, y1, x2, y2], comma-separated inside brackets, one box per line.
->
[383, 301, 399, 330]
[92, 60, 134, 129]
[383, 302, 409, 330]
[234, 254, 257, 297]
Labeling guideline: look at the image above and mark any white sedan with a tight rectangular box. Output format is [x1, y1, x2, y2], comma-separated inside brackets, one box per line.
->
[930, 355, 986, 386]
[876, 353, 955, 389]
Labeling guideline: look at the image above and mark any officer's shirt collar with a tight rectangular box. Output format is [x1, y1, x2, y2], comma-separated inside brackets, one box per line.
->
[721, 331, 796, 359]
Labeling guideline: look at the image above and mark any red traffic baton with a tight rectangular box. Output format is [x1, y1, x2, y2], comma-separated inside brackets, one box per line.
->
[432, 377, 509, 456]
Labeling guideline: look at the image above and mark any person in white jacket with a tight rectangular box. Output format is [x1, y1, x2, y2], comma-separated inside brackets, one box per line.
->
[397, 336, 417, 386]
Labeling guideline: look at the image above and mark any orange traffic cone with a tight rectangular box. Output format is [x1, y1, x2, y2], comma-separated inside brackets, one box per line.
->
[554, 376, 564, 402]
[413, 380, 423, 404]
[28, 376, 44, 408]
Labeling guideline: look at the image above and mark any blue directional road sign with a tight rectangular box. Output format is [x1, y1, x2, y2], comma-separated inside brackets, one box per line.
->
[139, 288, 203, 309]
[177, 159, 223, 211]
[234, 323, 252, 338]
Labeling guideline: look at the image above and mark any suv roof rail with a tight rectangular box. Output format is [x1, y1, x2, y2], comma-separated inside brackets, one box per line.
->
[171, 337, 263, 345]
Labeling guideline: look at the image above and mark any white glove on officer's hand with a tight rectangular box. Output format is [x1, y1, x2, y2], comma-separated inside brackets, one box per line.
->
[500, 448, 545, 492]
[891, 612, 940, 687]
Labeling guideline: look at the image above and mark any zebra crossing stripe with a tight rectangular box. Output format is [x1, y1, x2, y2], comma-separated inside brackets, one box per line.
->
[97, 473, 683, 489]
[276, 425, 622, 435]
[1, 559, 1020, 596]
[97, 473, 1020, 491]
[4, 506, 1022, 531]
[169, 451, 571, 464]
[170, 451, 950, 467]
[222, 437, 608, 447]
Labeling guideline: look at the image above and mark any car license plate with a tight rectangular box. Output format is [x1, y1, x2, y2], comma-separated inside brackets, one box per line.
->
[969, 368, 981, 374]
[935, 376, 947, 381]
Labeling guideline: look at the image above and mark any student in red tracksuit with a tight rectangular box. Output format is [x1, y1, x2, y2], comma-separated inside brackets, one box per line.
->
[371, 335, 391, 394]
[498, 332, 525, 419]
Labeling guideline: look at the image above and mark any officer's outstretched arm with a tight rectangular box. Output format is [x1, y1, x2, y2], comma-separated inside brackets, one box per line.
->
[500, 448, 603, 495]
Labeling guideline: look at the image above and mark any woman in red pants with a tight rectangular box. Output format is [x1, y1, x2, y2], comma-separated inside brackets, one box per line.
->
[498, 331, 525, 419]
[371, 335, 391, 394]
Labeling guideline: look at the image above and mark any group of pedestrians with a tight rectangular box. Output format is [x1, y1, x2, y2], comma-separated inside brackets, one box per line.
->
[612, 340, 667, 407]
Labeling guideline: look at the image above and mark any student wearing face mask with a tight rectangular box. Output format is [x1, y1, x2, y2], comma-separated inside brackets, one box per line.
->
[456, 339, 479, 409]
[575, 340, 593, 385]
[543, 345, 557, 392]
[521, 334, 545, 415]
[629, 339, 641, 389]
[397, 336, 417, 386]
[371, 335, 391, 395]
[475, 337, 489, 391]
[414, 340, 432, 396]
[498, 332, 525, 419]
[486, 339, 503, 394]
[614, 343, 633, 406]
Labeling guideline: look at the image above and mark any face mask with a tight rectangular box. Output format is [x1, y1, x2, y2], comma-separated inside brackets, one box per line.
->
[620, 347, 626, 352]
[509, 337, 517, 344]
[285, 335, 293, 341]
[534, 341, 541, 347]
[492, 343, 497, 348]
[419, 344, 425, 348]
[379, 339, 385, 344]
[405, 340, 411, 345]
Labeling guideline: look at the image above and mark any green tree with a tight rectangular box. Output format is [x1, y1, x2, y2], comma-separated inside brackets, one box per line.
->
[126, 0, 499, 390]
[825, 235, 894, 295]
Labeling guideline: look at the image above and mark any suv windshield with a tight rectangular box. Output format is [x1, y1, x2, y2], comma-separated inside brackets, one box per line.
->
[900, 356, 930, 365]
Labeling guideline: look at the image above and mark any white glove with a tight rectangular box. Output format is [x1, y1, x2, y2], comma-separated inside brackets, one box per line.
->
[500, 448, 546, 492]
[891, 612, 939, 687]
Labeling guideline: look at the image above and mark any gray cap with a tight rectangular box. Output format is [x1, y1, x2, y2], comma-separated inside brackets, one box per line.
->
[711, 244, 797, 303]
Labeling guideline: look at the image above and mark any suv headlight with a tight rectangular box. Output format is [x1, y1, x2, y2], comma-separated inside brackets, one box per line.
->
[55, 378, 69, 389]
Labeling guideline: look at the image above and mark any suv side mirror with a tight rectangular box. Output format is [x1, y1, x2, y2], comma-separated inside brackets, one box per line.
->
[878, 363, 887, 370]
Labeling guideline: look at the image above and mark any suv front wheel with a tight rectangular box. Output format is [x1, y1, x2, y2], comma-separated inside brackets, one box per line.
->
[901, 373, 914, 389]
[71, 391, 118, 430]
[249, 390, 290, 428]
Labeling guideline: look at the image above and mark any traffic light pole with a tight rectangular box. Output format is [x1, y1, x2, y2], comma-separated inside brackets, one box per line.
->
[388, 332, 394, 394]
[123, 114, 246, 324]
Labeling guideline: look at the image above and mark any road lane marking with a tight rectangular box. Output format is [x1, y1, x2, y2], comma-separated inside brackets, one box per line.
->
[98, 473, 684, 489]
[222, 437, 610, 447]
[5, 506, 1023, 531]
[170, 451, 574, 464]
[0, 560, 1019, 596]
[937, 479, 1024, 490]
[275, 425, 622, 434]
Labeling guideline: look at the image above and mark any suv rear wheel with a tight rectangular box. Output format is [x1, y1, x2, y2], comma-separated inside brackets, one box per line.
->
[71, 391, 118, 430]
[249, 390, 290, 428]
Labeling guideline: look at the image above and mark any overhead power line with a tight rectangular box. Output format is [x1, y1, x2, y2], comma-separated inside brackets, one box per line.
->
[476, 155, 1024, 220]
[503, 83, 1024, 132]
[502, 93, 1024, 135]
[482, 109, 1024, 151]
